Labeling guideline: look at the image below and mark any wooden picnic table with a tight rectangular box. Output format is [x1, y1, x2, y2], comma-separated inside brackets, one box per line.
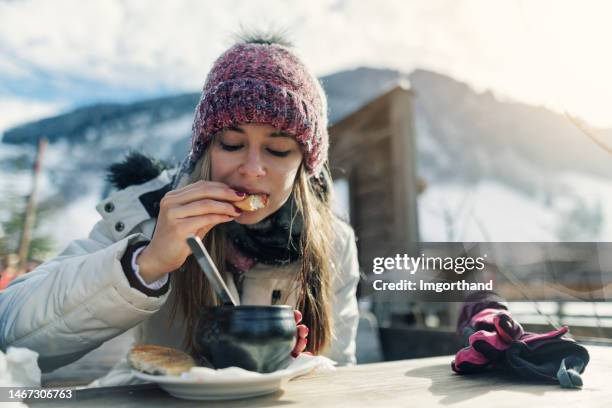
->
[28, 345, 611, 407]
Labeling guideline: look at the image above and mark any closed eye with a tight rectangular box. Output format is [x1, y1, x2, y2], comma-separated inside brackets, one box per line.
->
[220, 142, 242, 151]
[220, 142, 291, 157]
[267, 149, 291, 157]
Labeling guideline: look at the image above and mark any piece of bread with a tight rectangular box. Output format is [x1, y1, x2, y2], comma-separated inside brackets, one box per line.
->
[234, 194, 269, 211]
[128, 344, 195, 376]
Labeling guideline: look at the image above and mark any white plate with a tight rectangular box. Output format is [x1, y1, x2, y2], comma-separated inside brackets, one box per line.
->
[132, 355, 330, 400]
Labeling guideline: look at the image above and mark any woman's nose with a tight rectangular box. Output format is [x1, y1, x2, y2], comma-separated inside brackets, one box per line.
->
[239, 150, 266, 178]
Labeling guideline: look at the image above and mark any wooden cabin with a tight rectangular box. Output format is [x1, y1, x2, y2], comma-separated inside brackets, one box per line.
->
[328, 84, 419, 285]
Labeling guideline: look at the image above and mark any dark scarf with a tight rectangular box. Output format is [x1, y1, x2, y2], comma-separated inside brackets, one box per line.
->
[222, 194, 303, 273]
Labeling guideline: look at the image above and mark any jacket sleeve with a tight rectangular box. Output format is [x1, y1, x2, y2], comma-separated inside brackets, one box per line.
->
[325, 226, 360, 366]
[0, 219, 171, 372]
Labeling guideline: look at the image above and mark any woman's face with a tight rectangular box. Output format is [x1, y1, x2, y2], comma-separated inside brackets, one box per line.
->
[210, 123, 303, 224]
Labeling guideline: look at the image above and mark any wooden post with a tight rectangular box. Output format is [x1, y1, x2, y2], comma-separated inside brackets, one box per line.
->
[16, 137, 47, 272]
[389, 86, 419, 252]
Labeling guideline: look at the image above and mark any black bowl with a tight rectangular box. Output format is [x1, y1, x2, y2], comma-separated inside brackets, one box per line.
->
[193, 305, 296, 373]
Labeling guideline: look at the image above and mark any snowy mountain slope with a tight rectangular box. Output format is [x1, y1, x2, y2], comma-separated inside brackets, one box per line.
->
[418, 172, 611, 242]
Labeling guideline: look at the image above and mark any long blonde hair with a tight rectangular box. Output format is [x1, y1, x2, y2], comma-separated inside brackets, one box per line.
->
[170, 144, 335, 354]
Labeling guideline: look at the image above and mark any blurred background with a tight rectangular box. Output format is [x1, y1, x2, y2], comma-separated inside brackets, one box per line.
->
[1, 0, 612, 384]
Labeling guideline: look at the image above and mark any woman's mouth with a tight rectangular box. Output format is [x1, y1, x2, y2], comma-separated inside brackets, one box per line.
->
[231, 186, 270, 212]
[231, 186, 269, 196]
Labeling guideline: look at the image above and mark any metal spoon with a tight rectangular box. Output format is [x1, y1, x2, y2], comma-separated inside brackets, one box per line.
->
[186, 235, 239, 306]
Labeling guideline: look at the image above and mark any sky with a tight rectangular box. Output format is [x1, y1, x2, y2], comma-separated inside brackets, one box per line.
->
[1, 0, 612, 135]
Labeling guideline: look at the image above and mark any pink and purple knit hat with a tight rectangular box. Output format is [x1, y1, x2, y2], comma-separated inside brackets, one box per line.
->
[188, 40, 329, 176]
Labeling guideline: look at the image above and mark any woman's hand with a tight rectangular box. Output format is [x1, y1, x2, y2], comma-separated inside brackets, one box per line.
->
[137, 180, 246, 283]
[292, 310, 311, 357]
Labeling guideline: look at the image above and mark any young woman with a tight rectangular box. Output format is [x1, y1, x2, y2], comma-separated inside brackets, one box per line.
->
[0, 34, 360, 382]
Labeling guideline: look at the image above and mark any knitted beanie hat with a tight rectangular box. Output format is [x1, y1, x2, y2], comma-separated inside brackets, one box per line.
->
[189, 39, 329, 176]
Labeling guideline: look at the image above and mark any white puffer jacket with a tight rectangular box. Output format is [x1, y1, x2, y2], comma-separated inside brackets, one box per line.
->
[0, 168, 360, 380]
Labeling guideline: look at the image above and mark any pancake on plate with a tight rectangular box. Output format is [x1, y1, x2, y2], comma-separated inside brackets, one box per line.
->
[128, 344, 196, 376]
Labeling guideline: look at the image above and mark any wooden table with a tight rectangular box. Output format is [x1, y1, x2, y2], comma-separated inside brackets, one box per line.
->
[28, 345, 611, 407]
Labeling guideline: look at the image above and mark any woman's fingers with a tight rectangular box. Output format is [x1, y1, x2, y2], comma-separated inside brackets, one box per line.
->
[297, 324, 309, 339]
[292, 336, 308, 357]
[169, 199, 241, 219]
[171, 180, 229, 196]
[177, 213, 237, 233]
[164, 180, 245, 206]
[291, 312, 308, 357]
[140, 181, 246, 278]
[294, 310, 303, 324]
[292, 323, 309, 357]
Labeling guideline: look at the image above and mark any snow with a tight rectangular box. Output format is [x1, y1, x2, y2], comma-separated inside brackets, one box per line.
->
[557, 172, 612, 238]
[38, 193, 101, 255]
[418, 174, 612, 242]
[419, 180, 553, 241]
[0, 140, 106, 256]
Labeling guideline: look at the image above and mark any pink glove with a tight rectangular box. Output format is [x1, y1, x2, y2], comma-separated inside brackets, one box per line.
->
[453, 310, 589, 388]
[452, 308, 524, 373]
